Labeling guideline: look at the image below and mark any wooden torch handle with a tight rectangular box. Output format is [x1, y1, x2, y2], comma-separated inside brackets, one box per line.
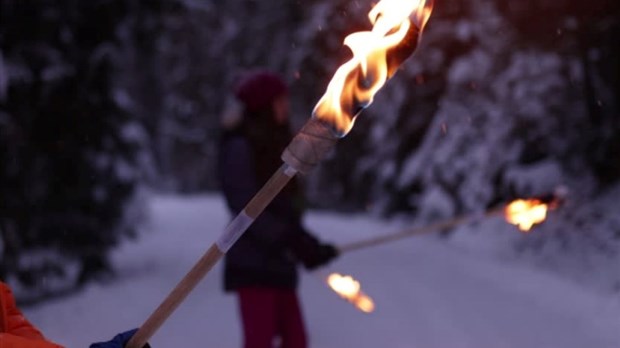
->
[126, 243, 223, 348]
[126, 164, 296, 348]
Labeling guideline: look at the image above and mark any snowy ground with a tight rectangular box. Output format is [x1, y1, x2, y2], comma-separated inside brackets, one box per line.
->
[24, 194, 620, 348]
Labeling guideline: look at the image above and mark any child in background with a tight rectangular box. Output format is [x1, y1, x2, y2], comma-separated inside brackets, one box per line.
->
[218, 70, 339, 348]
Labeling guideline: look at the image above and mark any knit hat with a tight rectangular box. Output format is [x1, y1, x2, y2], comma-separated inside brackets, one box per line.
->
[233, 70, 289, 113]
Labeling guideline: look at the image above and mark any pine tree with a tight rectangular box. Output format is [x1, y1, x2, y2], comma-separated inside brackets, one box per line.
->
[0, 0, 143, 299]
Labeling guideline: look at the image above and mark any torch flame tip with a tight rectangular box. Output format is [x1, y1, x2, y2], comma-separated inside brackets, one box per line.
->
[505, 198, 550, 232]
[313, 0, 434, 136]
[326, 272, 375, 313]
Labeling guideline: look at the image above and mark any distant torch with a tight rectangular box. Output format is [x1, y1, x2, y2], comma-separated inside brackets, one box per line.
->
[504, 188, 566, 232]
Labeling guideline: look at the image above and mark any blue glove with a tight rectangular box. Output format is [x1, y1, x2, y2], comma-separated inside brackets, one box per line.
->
[89, 329, 151, 348]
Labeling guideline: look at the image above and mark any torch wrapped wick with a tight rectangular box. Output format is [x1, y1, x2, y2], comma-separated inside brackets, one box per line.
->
[281, 117, 340, 174]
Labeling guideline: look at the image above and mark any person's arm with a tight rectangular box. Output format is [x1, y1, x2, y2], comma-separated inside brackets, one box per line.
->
[219, 137, 338, 268]
[1, 283, 63, 348]
[288, 227, 339, 270]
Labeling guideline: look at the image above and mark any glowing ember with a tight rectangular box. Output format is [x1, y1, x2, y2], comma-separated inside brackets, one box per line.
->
[327, 273, 375, 313]
[504, 199, 549, 232]
[313, 0, 434, 136]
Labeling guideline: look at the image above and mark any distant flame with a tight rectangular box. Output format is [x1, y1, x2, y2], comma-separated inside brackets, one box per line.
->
[504, 199, 549, 232]
[313, 0, 434, 136]
[327, 273, 375, 313]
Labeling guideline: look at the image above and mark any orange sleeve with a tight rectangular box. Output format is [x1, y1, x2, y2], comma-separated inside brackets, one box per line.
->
[3, 284, 46, 340]
[0, 332, 64, 348]
[1, 284, 63, 348]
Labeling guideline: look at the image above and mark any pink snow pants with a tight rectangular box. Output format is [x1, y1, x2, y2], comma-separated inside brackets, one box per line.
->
[237, 287, 308, 348]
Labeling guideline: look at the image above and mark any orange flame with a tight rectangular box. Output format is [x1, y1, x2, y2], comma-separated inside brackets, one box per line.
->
[313, 0, 434, 136]
[327, 273, 375, 313]
[504, 199, 549, 232]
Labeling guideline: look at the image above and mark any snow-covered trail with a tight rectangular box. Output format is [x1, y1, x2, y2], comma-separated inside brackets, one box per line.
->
[24, 194, 620, 348]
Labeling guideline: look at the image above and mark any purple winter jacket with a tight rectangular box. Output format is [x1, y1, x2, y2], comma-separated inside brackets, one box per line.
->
[218, 130, 322, 291]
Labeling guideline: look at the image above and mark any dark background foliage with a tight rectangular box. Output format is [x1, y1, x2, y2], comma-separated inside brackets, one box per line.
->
[1, 0, 618, 299]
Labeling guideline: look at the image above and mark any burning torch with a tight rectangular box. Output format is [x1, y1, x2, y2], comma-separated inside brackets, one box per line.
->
[339, 190, 566, 254]
[127, 1, 434, 347]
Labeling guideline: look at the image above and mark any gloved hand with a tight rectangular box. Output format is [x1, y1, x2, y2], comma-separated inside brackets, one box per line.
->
[89, 329, 151, 348]
[302, 243, 339, 270]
